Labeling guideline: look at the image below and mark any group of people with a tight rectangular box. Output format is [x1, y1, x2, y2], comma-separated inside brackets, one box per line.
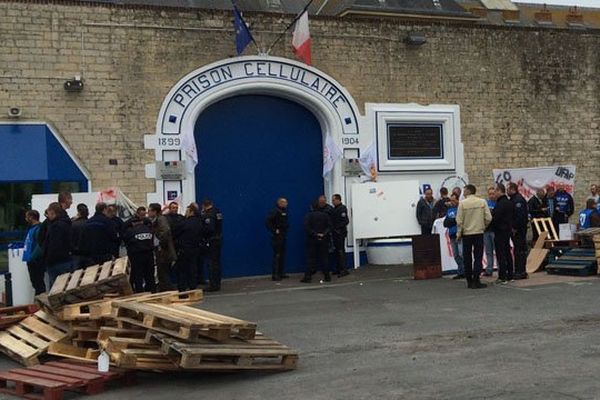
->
[21, 192, 224, 295]
[20, 190, 353, 296]
[416, 181, 586, 289]
[266, 194, 350, 283]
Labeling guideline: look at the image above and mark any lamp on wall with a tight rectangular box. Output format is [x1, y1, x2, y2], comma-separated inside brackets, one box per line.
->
[7, 107, 21, 118]
[64, 76, 84, 92]
[404, 32, 427, 46]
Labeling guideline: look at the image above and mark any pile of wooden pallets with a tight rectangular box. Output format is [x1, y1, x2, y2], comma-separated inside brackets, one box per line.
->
[0, 257, 298, 374]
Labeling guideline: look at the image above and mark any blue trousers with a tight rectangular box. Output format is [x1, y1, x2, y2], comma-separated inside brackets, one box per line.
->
[450, 237, 464, 275]
[484, 231, 495, 274]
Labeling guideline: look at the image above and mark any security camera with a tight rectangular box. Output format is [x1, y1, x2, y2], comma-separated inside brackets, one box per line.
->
[64, 76, 84, 92]
[7, 107, 21, 118]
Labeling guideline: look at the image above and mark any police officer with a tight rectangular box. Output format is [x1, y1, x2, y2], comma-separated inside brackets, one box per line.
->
[123, 216, 156, 293]
[266, 198, 289, 281]
[490, 183, 514, 283]
[507, 182, 528, 280]
[199, 199, 223, 292]
[578, 199, 600, 229]
[331, 194, 349, 277]
[301, 200, 332, 283]
[172, 204, 203, 292]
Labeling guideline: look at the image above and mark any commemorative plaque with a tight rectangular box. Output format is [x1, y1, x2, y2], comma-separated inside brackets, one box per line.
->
[387, 124, 443, 159]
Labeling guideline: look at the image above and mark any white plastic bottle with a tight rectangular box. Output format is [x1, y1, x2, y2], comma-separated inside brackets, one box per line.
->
[97, 350, 110, 372]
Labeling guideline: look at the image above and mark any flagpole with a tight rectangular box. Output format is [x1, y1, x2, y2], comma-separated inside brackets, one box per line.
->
[266, 0, 314, 55]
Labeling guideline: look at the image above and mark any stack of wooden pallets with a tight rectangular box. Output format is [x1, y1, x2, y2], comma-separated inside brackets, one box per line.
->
[0, 257, 298, 374]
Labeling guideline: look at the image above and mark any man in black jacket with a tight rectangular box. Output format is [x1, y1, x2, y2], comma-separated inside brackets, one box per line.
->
[301, 200, 332, 283]
[508, 182, 529, 280]
[331, 194, 350, 277]
[81, 202, 119, 267]
[124, 217, 156, 293]
[528, 188, 547, 244]
[490, 183, 514, 283]
[266, 197, 289, 281]
[71, 203, 89, 269]
[173, 204, 203, 292]
[44, 202, 74, 287]
[433, 187, 451, 219]
[199, 199, 223, 292]
[107, 204, 124, 258]
[416, 188, 435, 235]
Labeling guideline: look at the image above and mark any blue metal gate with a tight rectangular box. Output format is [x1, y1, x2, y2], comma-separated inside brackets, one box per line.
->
[194, 95, 324, 278]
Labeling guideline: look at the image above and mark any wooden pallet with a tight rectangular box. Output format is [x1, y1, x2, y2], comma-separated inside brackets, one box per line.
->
[47, 258, 133, 310]
[0, 311, 70, 366]
[113, 302, 256, 342]
[0, 305, 40, 330]
[96, 327, 148, 349]
[148, 332, 298, 371]
[92, 290, 203, 320]
[0, 360, 135, 400]
[117, 348, 180, 370]
[532, 218, 559, 241]
[47, 342, 99, 363]
[527, 232, 549, 274]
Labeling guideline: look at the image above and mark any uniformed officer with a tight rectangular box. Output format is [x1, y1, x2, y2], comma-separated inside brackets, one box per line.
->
[172, 204, 203, 292]
[301, 200, 332, 283]
[123, 216, 156, 293]
[331, 194, 349, 277]
[507, 182, 528, 280]
[199, 199, 223, 292]
[266, 198, 289, 281]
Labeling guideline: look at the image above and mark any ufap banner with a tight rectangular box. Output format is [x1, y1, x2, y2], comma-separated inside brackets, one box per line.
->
[492, 165, 576, 200]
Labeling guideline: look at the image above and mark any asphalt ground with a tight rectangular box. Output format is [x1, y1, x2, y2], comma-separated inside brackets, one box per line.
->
[1, 266, 599, 400]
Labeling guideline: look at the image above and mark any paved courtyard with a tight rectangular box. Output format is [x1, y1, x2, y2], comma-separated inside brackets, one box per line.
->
[2, 266, 600, 400]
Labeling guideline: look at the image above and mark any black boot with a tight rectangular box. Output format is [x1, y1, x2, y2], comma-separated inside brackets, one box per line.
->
[466, 279, 473, 289]
[471, 279, 488, 289]
[324, 272, 331, 282]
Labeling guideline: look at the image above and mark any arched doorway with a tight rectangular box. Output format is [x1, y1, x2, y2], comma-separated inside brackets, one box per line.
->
[194, 95, 324, 278]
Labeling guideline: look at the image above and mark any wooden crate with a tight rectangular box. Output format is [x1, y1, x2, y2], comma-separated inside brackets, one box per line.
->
[0, 311, 70, 366]
[113, 302, 256, 342]
[47, 258, 133, 310]
[149, 332, 298, 371]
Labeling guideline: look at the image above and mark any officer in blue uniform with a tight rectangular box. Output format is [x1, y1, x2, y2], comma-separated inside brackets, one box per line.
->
[579, 199, 600, 229]
[199, 199, 223, 292]
[507, 182, 529, 280]
[301, 200, 332, 283]
[331, 194, 350, 277]
[266, 198, 289, 281]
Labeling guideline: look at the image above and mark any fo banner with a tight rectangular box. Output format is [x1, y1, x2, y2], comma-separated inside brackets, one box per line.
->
[492, 165, 576, 200]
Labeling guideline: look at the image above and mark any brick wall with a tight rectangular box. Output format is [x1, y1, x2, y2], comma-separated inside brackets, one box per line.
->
[1, 1, 599, 207]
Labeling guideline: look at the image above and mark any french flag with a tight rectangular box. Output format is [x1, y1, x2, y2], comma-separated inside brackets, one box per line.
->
[292, 11, 311, 65]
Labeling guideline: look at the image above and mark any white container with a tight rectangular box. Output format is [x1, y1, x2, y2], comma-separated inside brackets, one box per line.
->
[7, 246, 35, 306]
[366, 238, 413, 265]
[98, 350, 110, 372]
[559, 223, 577, 240]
